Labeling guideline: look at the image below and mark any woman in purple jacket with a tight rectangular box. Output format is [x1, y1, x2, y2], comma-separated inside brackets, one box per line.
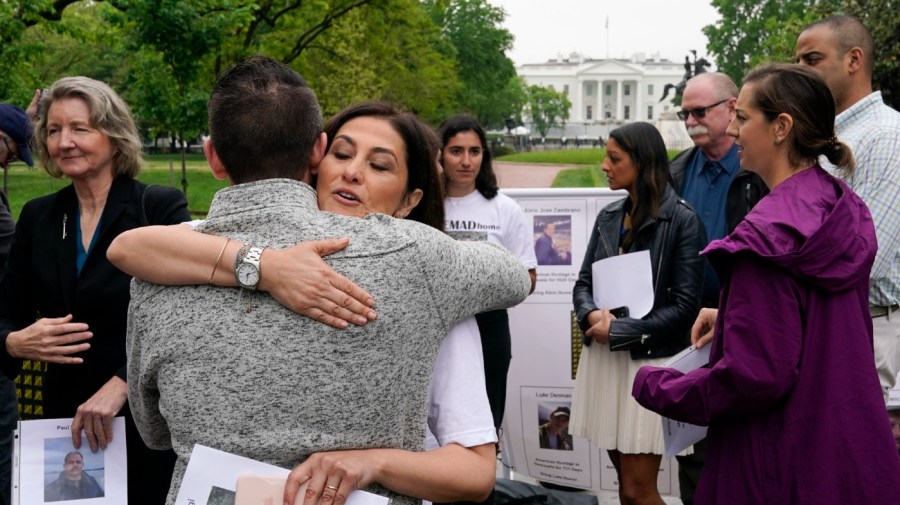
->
[632, 64, 900, 504]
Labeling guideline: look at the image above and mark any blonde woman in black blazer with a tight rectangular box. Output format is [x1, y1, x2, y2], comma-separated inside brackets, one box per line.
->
[0, 77, 188, 505]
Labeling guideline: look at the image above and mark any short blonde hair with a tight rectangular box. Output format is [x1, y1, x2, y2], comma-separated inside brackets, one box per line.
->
[34, 76, 143, 178]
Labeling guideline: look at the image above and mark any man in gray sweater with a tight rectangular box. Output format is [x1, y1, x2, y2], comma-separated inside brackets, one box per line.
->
[126, 57, 530, 505]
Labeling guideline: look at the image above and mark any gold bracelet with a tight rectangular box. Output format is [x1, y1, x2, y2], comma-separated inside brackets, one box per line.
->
[210, 237, 231, 285]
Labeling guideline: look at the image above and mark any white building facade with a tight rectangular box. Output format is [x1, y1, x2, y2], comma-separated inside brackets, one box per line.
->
[517, 52, 693, 148]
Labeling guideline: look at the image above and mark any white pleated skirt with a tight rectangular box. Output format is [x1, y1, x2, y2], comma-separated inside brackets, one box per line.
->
[570, 343, 691, 456]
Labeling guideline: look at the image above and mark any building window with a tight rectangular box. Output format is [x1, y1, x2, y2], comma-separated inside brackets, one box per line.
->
[647, 105, 653, 120]
[605, 84, 611, 96]
[624, 106, 631, 120]
[586, 83, 593, 96]
[586, 105, 593, 120]
[648, 84, 654, 96]
[563, 84, 569, 94]
[624, 84, 631, 96]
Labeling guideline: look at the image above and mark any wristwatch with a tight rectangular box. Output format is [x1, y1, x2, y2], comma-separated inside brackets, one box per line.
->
[234, 244, 263, 290]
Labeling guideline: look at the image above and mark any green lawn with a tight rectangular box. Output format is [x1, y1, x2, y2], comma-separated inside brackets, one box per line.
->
[499, 148, 605, 165]
[2, 154, 224, 219]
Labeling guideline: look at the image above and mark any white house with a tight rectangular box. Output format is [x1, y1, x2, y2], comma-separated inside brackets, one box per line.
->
[517, 51, 693, 148]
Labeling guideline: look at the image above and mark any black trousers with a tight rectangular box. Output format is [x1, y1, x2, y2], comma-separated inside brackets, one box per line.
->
[475, 309, 512, 430]
[0, 375, 15, 505]
[124, 410, 177, 505]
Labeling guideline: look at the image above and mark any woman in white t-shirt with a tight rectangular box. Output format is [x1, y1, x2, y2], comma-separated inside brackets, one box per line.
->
[437, 115, 538, 434]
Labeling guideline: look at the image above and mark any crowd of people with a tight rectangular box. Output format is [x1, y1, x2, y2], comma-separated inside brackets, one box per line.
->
[0, 12, 895, 505]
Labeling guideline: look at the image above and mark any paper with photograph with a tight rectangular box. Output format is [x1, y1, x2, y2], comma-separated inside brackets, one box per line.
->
[660, 345, 711, 458]
[591, 250, 653, 319]
[14, 417, 127, 505]
[177, 444, 388, 505]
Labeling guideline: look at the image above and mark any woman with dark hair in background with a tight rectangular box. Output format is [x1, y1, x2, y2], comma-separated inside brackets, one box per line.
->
[437, 114, 537, 435]
[633, 64, 900, 504]
[571, 122, 705, 505]
[0, 76, 187, 504]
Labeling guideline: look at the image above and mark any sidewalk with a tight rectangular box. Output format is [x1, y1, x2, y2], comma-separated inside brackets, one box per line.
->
[494, 162, 571, 189]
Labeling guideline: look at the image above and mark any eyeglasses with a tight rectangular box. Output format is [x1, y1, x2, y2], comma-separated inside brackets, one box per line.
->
[676, 99, 729, 121]
[0, 134, 17, 163]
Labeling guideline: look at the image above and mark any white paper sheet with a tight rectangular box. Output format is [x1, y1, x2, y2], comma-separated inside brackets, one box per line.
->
[15, 417, 127, 505]
[660, 345, 711, 458]
[590, 250, 654, 318]
[176, 444, 388, 505]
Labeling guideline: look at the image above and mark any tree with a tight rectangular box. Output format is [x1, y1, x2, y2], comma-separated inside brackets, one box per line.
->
[526, 85, 571, 138]
[703, 0, 817, 84]
[705, 0, 898, 107]
[426, 0, 518, 127]
[298, 0, 460, 123]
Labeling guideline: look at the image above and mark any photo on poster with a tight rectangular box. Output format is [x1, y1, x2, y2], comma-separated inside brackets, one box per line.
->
[533, 215, 572, 266]
[16, 417, 127, 505]
[518, 386, 592, 489]
[206, 485, 235, 505]
[537, 402, 573, 451]
[43, 438, 106, 502]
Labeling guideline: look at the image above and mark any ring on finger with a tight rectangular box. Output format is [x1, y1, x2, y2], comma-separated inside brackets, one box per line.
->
[325, 484, 338, 491]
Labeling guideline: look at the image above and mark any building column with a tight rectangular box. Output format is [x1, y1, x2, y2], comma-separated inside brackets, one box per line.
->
[616, 79, 624, 120]
[596, 80, 603, 122]
[573, 79, 583, 123]
[634, 78, 643, 121]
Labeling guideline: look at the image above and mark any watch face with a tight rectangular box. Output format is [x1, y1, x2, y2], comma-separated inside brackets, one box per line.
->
[237, 263, 260, 286]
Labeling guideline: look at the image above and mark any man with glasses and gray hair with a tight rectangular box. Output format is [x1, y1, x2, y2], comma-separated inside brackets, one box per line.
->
[668, 72, 767, 505]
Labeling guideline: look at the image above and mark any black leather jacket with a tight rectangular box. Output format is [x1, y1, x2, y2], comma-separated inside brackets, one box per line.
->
[573, 186, 706, 359]
[669, 146, 768, 234]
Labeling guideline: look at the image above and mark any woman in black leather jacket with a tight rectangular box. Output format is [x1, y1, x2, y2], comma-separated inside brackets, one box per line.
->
[570, 122, 705, 505]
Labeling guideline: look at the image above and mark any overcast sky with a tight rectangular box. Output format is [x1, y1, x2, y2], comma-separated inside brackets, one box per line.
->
[485, 0, 722, 67]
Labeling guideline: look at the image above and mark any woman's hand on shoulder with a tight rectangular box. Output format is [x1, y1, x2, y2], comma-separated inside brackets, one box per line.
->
[5, 314, 91, 363]
[260, 238, 377, 329]
[691, 308, 718, 349]
[284, 449, 381, 505]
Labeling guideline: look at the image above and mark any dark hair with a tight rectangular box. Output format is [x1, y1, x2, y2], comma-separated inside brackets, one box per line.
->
[742, 64, 854, 176]
[208, 55, 322, 184]
[64, 451, 83, 463]
[323, 101, 445, 231]
[608, 122, 671, 251]
[437, 114, 499, 199]
[803, 15, 875, 76]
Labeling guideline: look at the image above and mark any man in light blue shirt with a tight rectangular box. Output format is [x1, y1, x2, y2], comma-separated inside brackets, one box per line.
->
[797, 15, 900, 401]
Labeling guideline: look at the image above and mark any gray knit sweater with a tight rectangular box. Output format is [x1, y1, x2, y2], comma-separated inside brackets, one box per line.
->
[126, 179, 531, 504]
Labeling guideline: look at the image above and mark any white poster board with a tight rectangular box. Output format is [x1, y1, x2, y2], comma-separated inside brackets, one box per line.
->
[14, 417, 128, 505]
[499, 188, 681, 496]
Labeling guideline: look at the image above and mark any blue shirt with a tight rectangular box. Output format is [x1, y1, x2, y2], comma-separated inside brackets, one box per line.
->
[680, 144, 740, 242]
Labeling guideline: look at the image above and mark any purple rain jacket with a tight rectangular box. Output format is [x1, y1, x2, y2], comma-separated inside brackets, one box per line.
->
[632, 166, 900, 504]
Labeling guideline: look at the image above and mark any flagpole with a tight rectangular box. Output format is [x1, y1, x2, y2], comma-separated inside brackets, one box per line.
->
[605, 15, 609, 59]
